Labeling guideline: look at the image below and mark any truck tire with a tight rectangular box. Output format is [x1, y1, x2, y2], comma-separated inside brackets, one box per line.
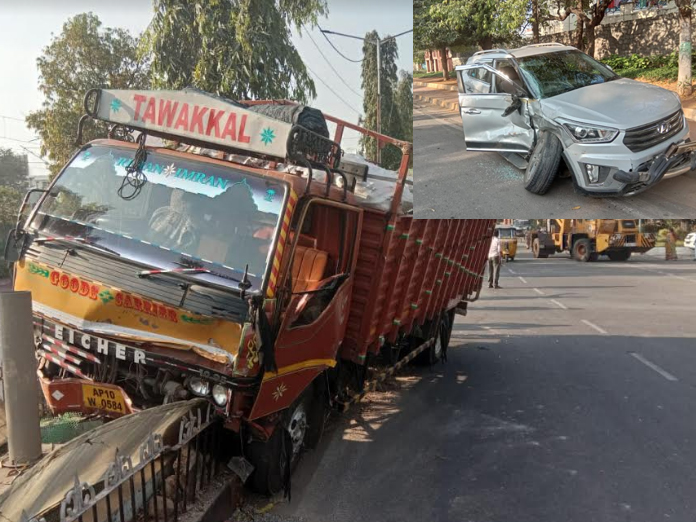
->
[247, 391, 315, 495]
[523, 131, 562, 195]
[608, 250, 631, 261]
[415, 311, 453, 365]
[572, 238, 593, 262]
[532, 238, 548, 258]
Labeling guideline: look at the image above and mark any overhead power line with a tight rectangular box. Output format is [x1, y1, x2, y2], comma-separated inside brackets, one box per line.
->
[318, 26, 363, 63]
[304, 63, 362, 117]
[304, 26, 363, 100]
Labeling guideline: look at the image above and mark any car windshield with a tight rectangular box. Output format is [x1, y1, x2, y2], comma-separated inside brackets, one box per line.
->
[516, 50, 619, 99]
[29, 144, 287, 291]
[498, 228, 516, 239]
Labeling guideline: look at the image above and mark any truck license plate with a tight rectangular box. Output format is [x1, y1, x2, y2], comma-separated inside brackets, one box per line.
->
[83, 384, 126, 414]
[625, 242, 636, 247]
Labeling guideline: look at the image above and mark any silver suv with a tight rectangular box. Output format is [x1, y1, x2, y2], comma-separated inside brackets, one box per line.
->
[455, 43, 696, 196]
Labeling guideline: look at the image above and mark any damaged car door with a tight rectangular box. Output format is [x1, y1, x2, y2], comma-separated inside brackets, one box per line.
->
[456, 62, 535, 154]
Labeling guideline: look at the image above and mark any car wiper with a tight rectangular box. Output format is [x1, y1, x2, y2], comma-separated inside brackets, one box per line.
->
[34, 235, 121, 257]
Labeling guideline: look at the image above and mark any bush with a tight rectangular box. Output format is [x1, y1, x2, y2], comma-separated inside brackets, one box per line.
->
[601, 50, 696, 83]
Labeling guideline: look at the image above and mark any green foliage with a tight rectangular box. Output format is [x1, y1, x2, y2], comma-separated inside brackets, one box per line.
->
[414, 50, 425, 65]
[359, 31, 406, 170]
[395, 71, 414, 146]
[143, 0, 327, 104]
[26, 13, 150, 177]
[415, 0, 528, 52]
[0, 148, 30, 277]
[0, 148, 30, 193]
[0, 186, 22, 278]
[600, 50, 696, 82]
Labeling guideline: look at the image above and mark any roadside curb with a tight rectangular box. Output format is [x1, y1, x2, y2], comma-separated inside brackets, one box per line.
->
[414, 80, 458, 92]
[414, 93, 459, 112]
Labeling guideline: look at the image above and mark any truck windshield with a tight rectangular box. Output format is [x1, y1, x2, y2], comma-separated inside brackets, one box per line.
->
[29, 144, 287, 291]
[517, 50, 619, 99]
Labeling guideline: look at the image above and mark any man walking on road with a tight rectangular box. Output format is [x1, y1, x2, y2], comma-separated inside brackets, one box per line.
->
[488, 229, 502, 289]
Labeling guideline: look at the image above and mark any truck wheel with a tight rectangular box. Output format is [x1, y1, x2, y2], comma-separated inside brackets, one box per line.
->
[572, 238, 593, 262]
[415, 312, 453, 365]
[247, 392, 314, 495]
[608, 250, 631, 261]
[532, 238, 548, 258]
[523, 131, 562, 195]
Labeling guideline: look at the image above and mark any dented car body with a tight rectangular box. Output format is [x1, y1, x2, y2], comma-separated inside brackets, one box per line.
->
[456, 43, 696, 196]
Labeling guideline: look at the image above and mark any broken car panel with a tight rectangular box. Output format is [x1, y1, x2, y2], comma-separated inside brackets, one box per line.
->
[456, 43, 696, 196]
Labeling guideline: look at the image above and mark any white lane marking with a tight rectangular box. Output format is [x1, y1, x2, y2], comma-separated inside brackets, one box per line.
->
[508, 268, 516, 274]
[630, 353, 678, 382]
[533, 288, 545, 295]
[549, 299, 567, 310]
[581, 319, 608, 335]
[518, 276, 528, 284]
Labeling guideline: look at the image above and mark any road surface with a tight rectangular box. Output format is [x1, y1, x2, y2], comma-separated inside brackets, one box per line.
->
[271, 246, 696, 522]
[413, 100, 696, 218]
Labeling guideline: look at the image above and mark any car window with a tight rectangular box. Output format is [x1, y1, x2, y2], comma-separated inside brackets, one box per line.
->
[459, 66, 492, 94]
[493, 60, 522, 94]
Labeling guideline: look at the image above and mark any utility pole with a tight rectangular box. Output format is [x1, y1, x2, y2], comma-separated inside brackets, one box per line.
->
[375, 37, 382, 165]
[320, 28, 412, 166]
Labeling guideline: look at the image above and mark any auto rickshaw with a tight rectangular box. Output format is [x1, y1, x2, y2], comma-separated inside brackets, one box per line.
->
[496, 226, 518, 261]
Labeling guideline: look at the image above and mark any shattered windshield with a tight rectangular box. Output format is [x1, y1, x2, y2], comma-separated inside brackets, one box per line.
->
[517, 50, 619, 99]
[30, 144, 287, 290]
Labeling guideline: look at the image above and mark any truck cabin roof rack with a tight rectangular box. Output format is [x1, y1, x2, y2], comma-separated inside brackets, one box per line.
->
[76, 87, 343, 172]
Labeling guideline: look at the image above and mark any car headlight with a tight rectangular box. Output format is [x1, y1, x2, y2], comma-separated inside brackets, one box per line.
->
[212, 384, 228, 407]
[557, 118, 619, 144]
[187, 377, 210, 396]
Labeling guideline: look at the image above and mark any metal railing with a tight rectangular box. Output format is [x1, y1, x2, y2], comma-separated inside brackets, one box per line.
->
[21, 403, 222, 522]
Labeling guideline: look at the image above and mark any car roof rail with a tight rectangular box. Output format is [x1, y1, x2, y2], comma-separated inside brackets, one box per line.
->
[472, 48, 509, 56]
[518, 42, 566, 49]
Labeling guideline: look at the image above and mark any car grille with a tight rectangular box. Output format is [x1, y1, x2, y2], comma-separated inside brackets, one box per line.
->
[623, 110, 684, 153]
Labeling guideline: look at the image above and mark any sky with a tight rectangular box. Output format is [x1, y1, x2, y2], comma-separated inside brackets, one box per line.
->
[0, 0, 413, 179]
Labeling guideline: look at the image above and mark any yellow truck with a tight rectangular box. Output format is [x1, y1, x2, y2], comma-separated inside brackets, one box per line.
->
[530, 219, 655, 262]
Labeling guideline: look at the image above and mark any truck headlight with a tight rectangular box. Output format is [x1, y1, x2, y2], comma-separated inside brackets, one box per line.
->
[212, 384, 228, 407]
[187, 377, 210, 396]
[557, 118, 619, 144]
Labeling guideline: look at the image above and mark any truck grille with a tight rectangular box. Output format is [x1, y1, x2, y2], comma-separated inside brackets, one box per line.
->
[623, 110, 684, 152]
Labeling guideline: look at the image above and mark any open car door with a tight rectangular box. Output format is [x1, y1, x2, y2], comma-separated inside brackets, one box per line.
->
[455, 63, 535, 154]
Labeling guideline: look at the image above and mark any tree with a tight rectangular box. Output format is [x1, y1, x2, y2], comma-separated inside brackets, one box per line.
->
[0, 148, 30, 194]
[359, 31, 401, 169]
[546, 0, 612, 57]
[143, 0, 327, 103]
[26, 13, 149, 177]
[675, 0, 693, 96]
[415, 0, 528, 80]
[395, 71, 413, 145]
[0, 148, 28, 277]
[414, 0, 465, 81]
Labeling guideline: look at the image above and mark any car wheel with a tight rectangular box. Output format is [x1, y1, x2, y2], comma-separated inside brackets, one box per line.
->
[572, 238, 593, 262]
[524, 131, 563, 195]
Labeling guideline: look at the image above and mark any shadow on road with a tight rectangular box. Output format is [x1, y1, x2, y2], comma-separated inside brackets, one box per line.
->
[275, 331, 696, 522]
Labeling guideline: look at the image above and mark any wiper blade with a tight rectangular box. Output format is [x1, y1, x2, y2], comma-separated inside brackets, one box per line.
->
[35, 235, 121, 257]
[138, 266, 242, 284]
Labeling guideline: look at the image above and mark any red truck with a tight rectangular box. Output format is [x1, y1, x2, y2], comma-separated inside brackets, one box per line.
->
[5, 88, 494, 493]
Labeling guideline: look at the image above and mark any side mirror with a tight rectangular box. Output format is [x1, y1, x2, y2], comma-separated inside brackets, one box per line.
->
[501, 94, 522, 117]
[15, 188, 50, 232]
[3, 228, 27, 263]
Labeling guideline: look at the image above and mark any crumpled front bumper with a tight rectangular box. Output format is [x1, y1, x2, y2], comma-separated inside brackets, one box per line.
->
[612, 140, 696, 195]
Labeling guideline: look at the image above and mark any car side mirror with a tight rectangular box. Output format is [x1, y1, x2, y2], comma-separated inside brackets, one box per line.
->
[501, 94, 522, 117]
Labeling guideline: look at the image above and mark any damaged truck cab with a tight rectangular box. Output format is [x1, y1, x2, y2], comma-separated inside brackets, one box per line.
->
[456, 43, 696, 197]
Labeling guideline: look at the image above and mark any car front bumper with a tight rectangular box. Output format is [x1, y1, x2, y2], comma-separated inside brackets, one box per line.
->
[561, 121, 694, 196]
